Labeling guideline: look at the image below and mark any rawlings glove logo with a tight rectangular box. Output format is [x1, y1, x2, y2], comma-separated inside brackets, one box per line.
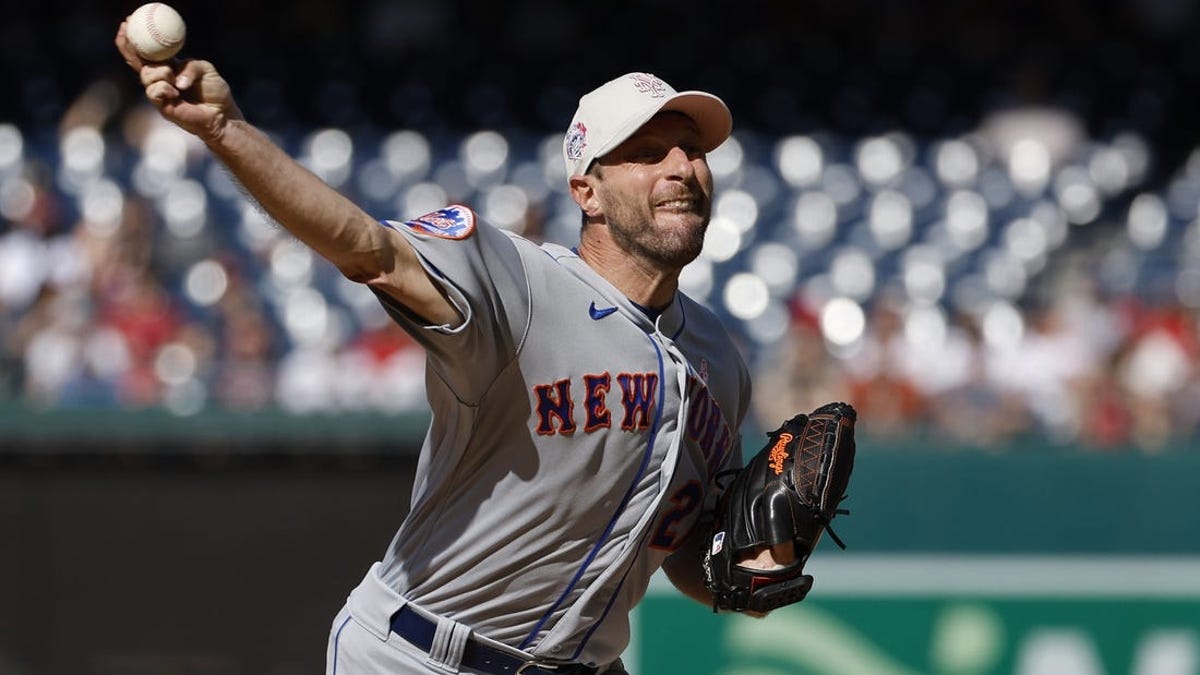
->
[768, 433, 794, 475]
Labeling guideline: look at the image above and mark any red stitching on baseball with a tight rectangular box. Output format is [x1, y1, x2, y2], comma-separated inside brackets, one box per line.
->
[145, 4, 180, 47]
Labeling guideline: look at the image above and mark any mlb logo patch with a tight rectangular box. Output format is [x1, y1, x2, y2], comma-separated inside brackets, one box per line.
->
[402, 205, 475, 240]
[565, 122, 587, 161]
[711, 531, 725, 555]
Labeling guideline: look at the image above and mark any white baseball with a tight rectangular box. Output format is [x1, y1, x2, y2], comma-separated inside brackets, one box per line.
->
[125, 3, 187, 62]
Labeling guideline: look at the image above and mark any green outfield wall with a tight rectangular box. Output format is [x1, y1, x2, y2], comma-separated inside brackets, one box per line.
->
[622, 439, 1200, 674]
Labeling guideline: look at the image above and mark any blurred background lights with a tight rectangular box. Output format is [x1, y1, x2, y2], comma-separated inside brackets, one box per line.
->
[337, 274, 391, 329]
[432, 159, 472, 203]
[482, 184, 529, 232]
[1165, 173, 1200, 222]
[238, 201, 281, 253]
[748, 242, 800, 296]
[1113, 132, 1150, 186]
[383, 130, 432, 183]
[714, 189, 759, 233]
[903, 245, 948, 303]
[269, 239, 315, 285]
[904, 304, 948, 349]
[357, 157, 400, 204]
[161, 178, 209, 238]
[722, 272, 770, 320]
[0, 176, 36, 222]
[829, 247, 876, 300]
[1054, 167, 1102, 224]
[509, 160, 551, 204]
[1029, 201, 1069, 249]
[822, 163, 863, 206]
[1004, 217, 1049, 265]
[934, 138, 981, 187]
[1177, 266, 1200, 308]
[981, 301, 1025, 350]
[984, 250, 1028, 298]
[1088, 145, 1132, 196]
[61, 126, 105, 174]
[154, 342, 197, 387]
[1186, 220, 1200, 259]
[141, 125, 190, 176]
[205, 161, 241, 202]
[899, 165, 939, 210]
[776, 135, 824, 188]
[400, 181, 449, 220]
[462, 130, 509, 187]
[283, 286, 332, 348]
[708, 135, 745, 182]
[792, 190, 838, 249]
[735, 162, 783, 208]
[856, 135, 905, 186]
[744, 300, 791, 345]
[678, 257, 714, 301]
[59, 126, 106, 193]
[84, 328, 130, 380]
[184, 259, 229, 307]
[305, 128, 354, 188]
[1127, 193, 1169, 250]
[539, 133, 569, 193]
[820, 297, 866, 347]
[945, 189, 990, 251]
[701, 216, 743, 262]
[869, 189, 914, 250]
[79, 179, 124, 236]
[0, 123, 24, 174]
[978, 165, 1017, 210]
[1008, 138, 1052, 195]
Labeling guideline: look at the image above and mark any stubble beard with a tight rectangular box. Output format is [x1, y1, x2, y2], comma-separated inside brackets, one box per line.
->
[603, 196, 709, 270]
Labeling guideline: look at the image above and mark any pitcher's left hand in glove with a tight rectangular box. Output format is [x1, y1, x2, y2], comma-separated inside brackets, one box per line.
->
[703, 402, 857, 613]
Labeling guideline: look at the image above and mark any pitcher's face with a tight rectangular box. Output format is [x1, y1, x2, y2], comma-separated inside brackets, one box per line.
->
[591, 112, 715, 269]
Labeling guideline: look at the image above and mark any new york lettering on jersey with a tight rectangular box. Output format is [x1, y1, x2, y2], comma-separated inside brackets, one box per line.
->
[529, 363, 736, 554]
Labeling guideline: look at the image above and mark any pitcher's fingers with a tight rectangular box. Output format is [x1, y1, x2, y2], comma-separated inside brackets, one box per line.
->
[173, 59, 208, 91]
[146, 80, 180, 105]
[140, 62, 176, 88]
[115, 22, 145, 71]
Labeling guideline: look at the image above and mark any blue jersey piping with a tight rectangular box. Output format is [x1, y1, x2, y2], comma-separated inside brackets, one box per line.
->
[331, 614, 352, 675]
[519, 333, 667, 651]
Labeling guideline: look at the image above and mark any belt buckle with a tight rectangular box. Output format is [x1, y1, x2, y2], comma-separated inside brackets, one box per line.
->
[516, 661, 560, 674]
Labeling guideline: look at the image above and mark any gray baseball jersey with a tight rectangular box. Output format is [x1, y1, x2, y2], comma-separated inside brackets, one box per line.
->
[370, 205, 750, 666]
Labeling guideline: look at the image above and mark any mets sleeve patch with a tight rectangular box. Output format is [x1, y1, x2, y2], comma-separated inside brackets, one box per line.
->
[398, 205, 476, 240]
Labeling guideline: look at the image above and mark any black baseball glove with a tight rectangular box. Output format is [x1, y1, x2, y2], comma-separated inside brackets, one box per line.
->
[703, 402, 857, 613]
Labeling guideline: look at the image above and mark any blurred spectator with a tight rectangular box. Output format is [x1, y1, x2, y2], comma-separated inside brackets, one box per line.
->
[751, 302, 851, 432]
[840, 299, 929, 438]
[928, 314, 1032, 448]
[212, 299, 276, 411]
[1114, 300, 1199, 450]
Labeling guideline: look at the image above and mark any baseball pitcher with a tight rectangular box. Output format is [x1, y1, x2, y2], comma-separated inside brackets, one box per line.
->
[116, 17, 856, 674]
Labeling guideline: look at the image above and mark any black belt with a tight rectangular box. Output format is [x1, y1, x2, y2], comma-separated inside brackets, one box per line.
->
[389, 605, 598, 675]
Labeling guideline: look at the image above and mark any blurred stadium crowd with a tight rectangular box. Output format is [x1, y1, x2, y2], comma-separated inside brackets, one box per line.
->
[2, 0, 1200, 451]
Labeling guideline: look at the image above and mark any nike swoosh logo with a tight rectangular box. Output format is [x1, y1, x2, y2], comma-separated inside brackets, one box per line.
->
[589, 302, 618, 320]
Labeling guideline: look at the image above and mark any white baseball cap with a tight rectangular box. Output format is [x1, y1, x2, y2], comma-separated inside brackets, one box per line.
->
[563, 72, 733, 179]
